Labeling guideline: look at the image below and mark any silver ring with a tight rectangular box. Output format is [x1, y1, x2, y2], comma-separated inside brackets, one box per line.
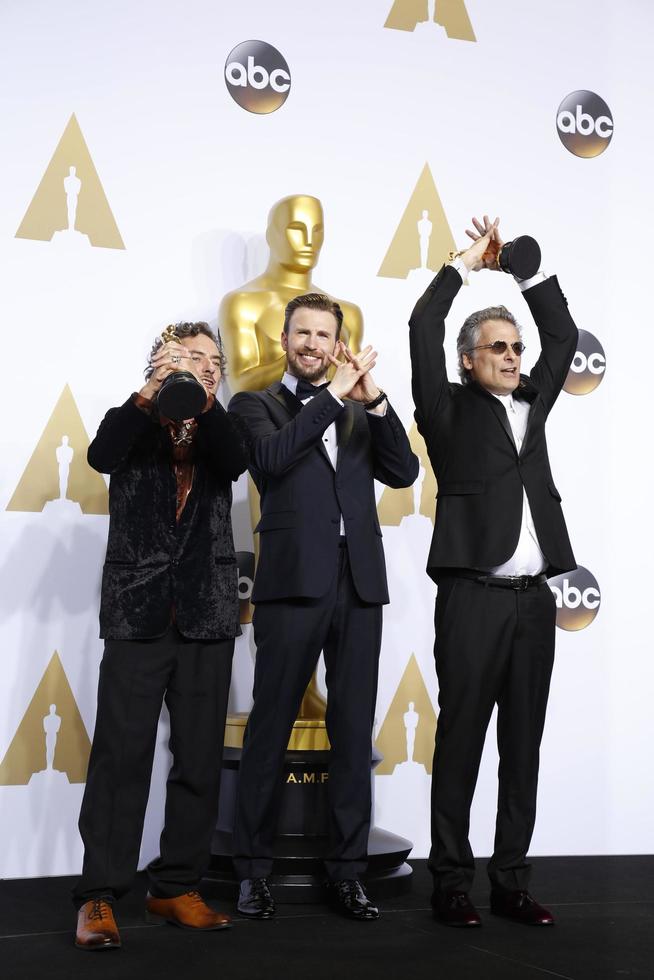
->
[171, 355, 180, 364]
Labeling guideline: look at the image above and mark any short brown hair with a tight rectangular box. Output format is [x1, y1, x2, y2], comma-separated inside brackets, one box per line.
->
[283, 293, 343, 339]
[144, 321, 226, 380]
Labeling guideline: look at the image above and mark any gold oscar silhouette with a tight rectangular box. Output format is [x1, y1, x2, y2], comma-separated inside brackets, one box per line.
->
[0, 652, 91, 785]
[375, 654, 437, 775]
[377, 164, 456, 280]
[384, 0, 476, 41]
[220, 195, 363, 750]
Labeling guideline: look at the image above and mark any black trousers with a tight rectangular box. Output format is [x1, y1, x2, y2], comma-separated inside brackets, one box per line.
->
[429, 576, 556, 896]
[232, 544, 382, 882]
[73, 626, 233, 907]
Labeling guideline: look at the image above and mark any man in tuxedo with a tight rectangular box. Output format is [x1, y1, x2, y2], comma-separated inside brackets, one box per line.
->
[409, 216, 578, 927]
[74, 323, 250, 949]
[229, 293, 418, 920]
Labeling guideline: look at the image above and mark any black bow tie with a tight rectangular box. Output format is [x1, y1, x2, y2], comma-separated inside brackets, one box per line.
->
[295, 379, 330, 400]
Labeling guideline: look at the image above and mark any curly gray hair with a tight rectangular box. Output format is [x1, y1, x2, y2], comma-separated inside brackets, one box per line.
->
[456, 306, 521, 384]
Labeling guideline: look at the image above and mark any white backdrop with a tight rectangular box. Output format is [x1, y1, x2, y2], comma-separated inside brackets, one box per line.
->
[1, 0, 652, 878]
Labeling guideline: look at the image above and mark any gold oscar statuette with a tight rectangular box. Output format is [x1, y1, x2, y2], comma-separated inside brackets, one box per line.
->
[221, 195, 364, 750]
[157, 324, 207, 421]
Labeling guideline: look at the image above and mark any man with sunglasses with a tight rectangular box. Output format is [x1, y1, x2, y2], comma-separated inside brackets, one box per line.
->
[409, 216, 578, 928]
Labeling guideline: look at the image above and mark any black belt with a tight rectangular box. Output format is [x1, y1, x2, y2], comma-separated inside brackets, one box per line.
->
[445, 569, 548, 591]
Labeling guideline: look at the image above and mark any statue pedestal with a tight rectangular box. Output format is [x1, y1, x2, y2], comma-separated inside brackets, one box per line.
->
[205, 727, 413, 902]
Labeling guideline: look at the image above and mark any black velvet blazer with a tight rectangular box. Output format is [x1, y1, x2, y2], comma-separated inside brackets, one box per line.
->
[88, 395, 250, 640]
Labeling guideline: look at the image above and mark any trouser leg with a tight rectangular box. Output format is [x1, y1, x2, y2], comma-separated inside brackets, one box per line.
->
[323, 547, 382, 881]
[488, 584, 556, 891]
[147, 634, 234, 897]
[428, 579, 515, 895]
[232, 595, 333, 880]
[73, 634, 173, 907]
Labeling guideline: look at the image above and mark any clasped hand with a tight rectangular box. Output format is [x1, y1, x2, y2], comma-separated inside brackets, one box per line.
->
[327, 342, 381, 405]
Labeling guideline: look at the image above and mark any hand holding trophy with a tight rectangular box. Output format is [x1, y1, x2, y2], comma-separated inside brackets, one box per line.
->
[154, 324, 208, 420]
[460, 215, 541, 280]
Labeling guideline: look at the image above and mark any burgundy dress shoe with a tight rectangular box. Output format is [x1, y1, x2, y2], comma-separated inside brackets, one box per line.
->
[328, 880, 379, 920]
[490, 889, 554, 926]
[237, 878, 276, 918]
[145, 890, 231, 929]
[433, 891, 482, 927]
[75, 898, 121, 950]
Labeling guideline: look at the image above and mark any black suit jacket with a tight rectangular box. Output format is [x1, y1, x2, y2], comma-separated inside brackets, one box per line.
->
[88, 395, 250, 640]
[409, 265, 577, 581]
[229, 383, 419, 604]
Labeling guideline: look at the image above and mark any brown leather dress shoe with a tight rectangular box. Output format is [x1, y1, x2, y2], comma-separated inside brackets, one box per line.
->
[490, 889, 555, 926]
[75, 898, 121, 950]
[432, 890, 482, 927]
[145, 890, 231, 930]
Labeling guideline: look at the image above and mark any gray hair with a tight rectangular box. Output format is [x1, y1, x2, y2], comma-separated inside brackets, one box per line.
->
[144, 321, 226, 381]
[456, 305, 521, 384]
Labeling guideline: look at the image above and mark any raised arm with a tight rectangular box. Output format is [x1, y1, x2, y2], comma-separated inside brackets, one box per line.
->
[409, 265, 462, 436]
[521, 277, 578, 414]
[195, 400, 251, 482]
[87, 397, 153, 474]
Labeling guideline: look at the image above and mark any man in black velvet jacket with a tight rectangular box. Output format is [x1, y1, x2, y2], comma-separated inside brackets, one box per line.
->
[73, 322, 249, 950]
[410, 216, 578, 928]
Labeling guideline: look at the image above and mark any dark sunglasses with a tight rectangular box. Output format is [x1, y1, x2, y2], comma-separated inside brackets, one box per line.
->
[466, 341, 526, 356]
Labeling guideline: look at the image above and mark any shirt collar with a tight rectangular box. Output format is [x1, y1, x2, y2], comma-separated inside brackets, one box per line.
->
[492, 392, 516, 412]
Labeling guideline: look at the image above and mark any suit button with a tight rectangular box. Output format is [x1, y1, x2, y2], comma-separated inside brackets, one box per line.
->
[171, 558, 179, 567]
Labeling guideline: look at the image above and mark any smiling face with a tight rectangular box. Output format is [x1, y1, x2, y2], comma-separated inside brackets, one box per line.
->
[281, 307, 339, 383]
[461, 318, 522, 395]
[179, 333, 222, 395]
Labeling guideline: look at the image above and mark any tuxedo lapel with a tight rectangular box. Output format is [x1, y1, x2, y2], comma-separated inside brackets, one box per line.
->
[470, 384, 517, 454]
[516, 386, 539, 458]
[268, 382, 300, 419]
[336, 401, 355, 470]
[267, 382, 334, 468]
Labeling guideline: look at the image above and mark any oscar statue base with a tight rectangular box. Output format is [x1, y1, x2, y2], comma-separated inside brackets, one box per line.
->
[204, 745, 413, 902]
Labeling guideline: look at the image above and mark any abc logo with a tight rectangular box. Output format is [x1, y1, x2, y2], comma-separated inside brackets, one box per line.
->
[236, 551, 255, 624]
[549, 566, 601, 631]
[563, 329, 606, 395]
[556, 90, 614, 158]
[224, 40, 291, 115]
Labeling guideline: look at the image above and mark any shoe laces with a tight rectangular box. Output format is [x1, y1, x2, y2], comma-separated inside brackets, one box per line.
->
[88, 898, 111, 921]
[185, 890, 204, 905]
[336, 880, 364, 901]
[251, 877, 271, 896]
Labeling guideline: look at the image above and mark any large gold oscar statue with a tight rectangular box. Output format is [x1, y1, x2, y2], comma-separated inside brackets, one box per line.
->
[221, 195, 363, 750]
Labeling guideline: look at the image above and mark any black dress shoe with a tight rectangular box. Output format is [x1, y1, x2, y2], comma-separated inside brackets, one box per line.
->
[490, 889, 554, 926]
[328, 880, 379, 920]
[237, 878, 276, 919]
[432, 890, 482, 927]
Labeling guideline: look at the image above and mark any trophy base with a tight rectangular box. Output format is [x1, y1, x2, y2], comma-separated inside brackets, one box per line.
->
[158, 372, 207, 421]
[499, 236, 541, 281]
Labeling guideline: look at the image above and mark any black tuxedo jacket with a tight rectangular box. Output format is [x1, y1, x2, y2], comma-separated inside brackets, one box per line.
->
[409, 265, 578, 581]
[228, 383, 418, 604]
[88, 395, 250, 640]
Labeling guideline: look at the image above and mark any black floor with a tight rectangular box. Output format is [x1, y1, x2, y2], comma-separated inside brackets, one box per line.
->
[1, 858, 652, 980]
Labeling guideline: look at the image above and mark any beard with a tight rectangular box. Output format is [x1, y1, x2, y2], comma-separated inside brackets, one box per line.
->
[286, 349, 328, 382]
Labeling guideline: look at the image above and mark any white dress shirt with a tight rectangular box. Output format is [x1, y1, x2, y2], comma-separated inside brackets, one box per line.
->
[486, 393, 546, 576]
